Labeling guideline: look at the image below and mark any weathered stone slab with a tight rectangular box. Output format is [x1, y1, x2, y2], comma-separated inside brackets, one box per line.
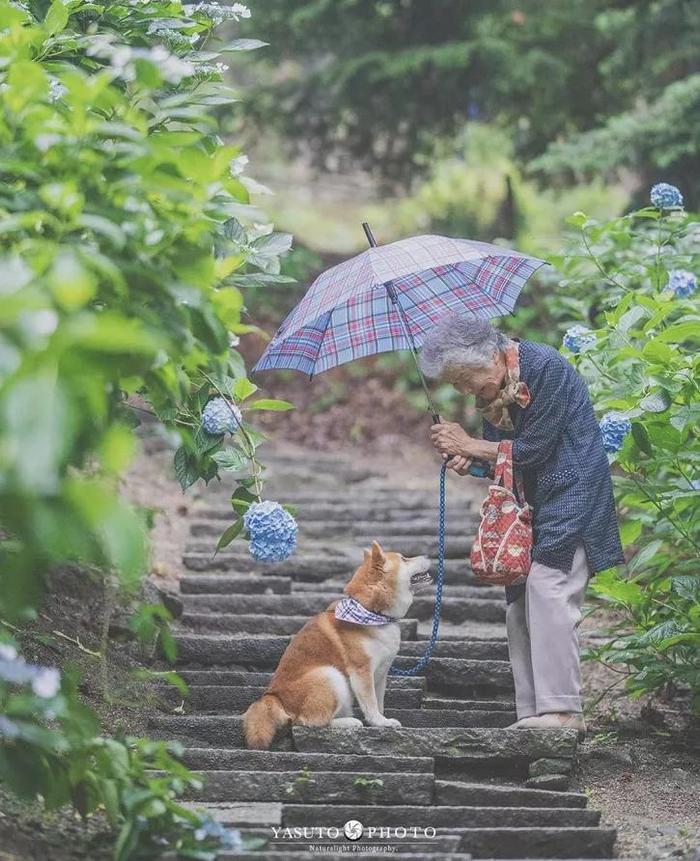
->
[149, 715, 281, 749]
[400, 639, 508, 662]
[182, 552, 354, 580]
[455, 826, 616, 857]
[292, 726, 578, 761]
[422, 697, 515, 712]
[434, 780, 587, 808]
[177, 592, 504, 625]
[160, 685, 422, 713]
[525, 774, 571, 791]
[180, 575, 291, 595]
[528, 757, 574, 778]
[280, 803, 599, 828]
[425, 657, 513, 693]
[176, 669, 425, 691]
[180, 613, 418, 640]
[179, 748, 434, 774]
[181, 801, 280, 825]
[186, 770, 434, 805]
[382, 708, 513, 728]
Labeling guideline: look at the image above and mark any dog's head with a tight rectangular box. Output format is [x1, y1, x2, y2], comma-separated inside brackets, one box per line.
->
[343, 540, 432, 619]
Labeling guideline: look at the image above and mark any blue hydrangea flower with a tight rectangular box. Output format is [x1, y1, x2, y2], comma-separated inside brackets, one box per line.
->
[650, 183, 683, 209]
[194, 817, 243, 850]
[562, 324, 596, 354]
[201, 397, 242, 435]
[599, 412, 631, 454]
[667, 269, 697, 298]
[243, 500, 298, 562]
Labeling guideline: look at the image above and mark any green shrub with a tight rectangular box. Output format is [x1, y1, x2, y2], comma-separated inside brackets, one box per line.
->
[0, 0, 293, 621]
[553, 193, 699, 709]
[0, 1, 291, 853]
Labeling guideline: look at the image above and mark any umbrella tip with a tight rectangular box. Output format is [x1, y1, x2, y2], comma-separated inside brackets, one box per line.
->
[362, 222, 378, 248]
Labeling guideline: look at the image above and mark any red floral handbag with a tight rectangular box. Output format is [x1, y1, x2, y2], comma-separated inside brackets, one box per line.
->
[470, 440, 533, 587]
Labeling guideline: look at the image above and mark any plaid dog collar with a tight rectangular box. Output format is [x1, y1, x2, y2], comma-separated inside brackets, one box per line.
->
[335, 596, 398, 626]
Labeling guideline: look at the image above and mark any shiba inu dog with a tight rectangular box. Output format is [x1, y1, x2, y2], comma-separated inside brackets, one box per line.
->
[242, 541, 432, 750]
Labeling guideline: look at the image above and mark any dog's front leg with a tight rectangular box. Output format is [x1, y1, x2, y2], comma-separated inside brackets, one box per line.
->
[374, 668, 388, 714]
[350, 668, 401, 728]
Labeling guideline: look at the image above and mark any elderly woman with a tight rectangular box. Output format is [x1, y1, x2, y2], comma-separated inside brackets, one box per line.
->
[419, 314, 625, 733]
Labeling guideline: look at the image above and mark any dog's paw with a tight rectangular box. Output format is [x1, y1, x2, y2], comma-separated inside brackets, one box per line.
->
[372, 717, 402, 729]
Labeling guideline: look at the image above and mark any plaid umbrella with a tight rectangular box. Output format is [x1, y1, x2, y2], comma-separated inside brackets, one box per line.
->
[253, 230, 545, 392]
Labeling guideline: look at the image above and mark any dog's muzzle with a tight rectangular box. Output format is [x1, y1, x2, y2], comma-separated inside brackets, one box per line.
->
[410, 569, 433, 590]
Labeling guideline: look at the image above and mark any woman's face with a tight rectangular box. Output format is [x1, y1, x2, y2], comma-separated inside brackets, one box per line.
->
[443, 350, 507, 401]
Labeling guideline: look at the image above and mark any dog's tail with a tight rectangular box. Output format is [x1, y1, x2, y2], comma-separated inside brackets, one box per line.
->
[243, 693, 291, 750]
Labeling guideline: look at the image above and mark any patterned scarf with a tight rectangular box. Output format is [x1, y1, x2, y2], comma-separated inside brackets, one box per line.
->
[475, 339, 531, 430]
[335, 596, 398, 626]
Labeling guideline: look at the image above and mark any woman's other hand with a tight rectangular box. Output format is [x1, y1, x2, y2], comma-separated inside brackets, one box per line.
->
[430, 421, 474, 459]
[446, 454, 472, 476]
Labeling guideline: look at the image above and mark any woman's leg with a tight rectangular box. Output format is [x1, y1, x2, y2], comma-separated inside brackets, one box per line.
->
[505, 593, 537, 720]
[525, 543, 591, 715]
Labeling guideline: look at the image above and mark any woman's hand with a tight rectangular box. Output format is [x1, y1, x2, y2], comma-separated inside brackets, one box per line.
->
[446, 454, 472, 476]
[430, 421, 475, 461]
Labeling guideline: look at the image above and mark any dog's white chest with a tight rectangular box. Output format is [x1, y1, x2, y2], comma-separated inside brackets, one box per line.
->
[364, 623, 401, 663]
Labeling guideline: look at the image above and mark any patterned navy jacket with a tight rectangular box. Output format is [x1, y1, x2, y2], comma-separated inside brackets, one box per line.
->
[482, 338, 625, 604]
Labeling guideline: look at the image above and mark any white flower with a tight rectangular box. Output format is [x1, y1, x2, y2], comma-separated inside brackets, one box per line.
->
[229, 154, 249, 177]
[231, 3, 251, 18]
[0, 644, 18, 662]
[32, 667, 61, 699]
[49, 79, 67, 102]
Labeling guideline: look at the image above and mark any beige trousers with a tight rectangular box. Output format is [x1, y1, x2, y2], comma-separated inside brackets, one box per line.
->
[505, 542, 591, 719]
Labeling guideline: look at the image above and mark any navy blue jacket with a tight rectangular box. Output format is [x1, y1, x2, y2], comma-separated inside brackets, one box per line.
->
[482, 339, 625, 603]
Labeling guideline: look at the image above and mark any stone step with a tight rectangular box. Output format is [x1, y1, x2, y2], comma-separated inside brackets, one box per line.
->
[292, 726, 577, 762]
[434, 780, 588, 808]
[452, 827, 616, 858]
[176, 670, 426, 691]
[190, 516, 478, 538]
[172, 631, 507, 666]
[161, 685, 423, 712]
[175, 593, 505, 625]
[179, 613, 418, 640]
[381, 709, 514, 728]
[291, 579, 501, 598]
[423, 697, 515, 712]
[171, 638, 513, 691]
[185, 770, 434, 804]
[180, 575, 292, 595]
[182, 551, 481, 585]
[179, 748, 434, 774]
[186, 538, 474, 560]
[280, 804, 600, 828]
[149, 715, 253, 749]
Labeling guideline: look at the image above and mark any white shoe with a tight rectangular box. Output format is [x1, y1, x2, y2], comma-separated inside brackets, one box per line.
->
[505, 718, 530, 729]
[516, 712, 586, 738]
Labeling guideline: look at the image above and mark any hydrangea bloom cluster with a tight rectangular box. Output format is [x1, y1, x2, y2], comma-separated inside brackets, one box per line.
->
[184, 2, 251, 25]
[599, 412, 631, 454]
[667, 269, 698, 298]
[201, 397, 242, 435]
[650, 183, 683, 209]
[86, 36, 195, 84]
[243, 500, 298, 562]
[194, 816, 243, 850]
[0, 644, 61, 699]
[562, 324, 596, 353]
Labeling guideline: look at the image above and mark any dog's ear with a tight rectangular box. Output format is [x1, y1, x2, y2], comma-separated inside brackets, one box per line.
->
[362, 547, 371, 563]
[370, 540, 385, 573]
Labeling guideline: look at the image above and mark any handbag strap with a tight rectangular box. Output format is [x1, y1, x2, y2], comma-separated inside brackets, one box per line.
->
[494, 440, 526, 504]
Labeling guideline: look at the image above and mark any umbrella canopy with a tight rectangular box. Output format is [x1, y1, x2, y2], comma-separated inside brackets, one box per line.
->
[253, 233, 545, 377]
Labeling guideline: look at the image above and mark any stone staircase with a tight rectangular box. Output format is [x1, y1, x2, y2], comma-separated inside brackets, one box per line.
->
[152, 448, 616, 859]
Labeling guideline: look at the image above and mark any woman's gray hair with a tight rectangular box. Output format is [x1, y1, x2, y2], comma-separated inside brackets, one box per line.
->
[419, 314, 509, 378]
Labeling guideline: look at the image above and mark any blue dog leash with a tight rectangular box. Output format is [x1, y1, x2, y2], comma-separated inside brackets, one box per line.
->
[389, 461, 447, 677]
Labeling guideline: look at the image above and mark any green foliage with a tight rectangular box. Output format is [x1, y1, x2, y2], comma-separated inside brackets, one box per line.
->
[554, 201, 700, 708]
[0, 0, 294, 623]
[0, 642, 234, 859]
[0, 1, 291, 854]
[238, 0, 700, 202]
